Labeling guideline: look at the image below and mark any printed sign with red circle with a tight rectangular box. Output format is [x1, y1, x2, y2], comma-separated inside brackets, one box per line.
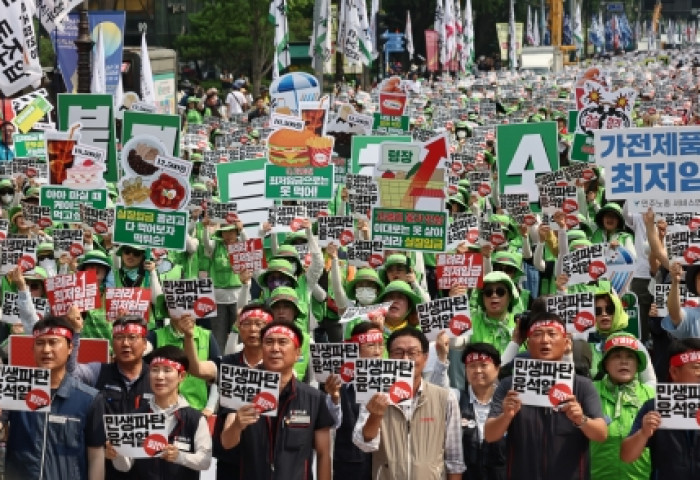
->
[465, 163, 476, 173]
[25, 167, 38, 178]
[37, 217, 52, 228]
[588, 260, 606, 280]
[684, 298, 700, 308]
[689, 217, 700, 232]
[490, 232, 505, 246]
[18, 255, 35, 272]
[369, 254, 384, 268]
[68, 243, 84, 258]
[565, 215, 580, 228]
[447, 184, 459, 196]
[225, 212, 239, 225]
[0, 231, 6, 241]
[562, 199, 578, 214]
[555, 180, 569, 187]
[143, 434, 168, 457]
[450, 314, 472, 336]
[389, 381, 413, 404]
[339, 229, 355, 246]
[582, 168, 595, 181]
[25, 389, 50, 410]
[290, 218, 304, 232]
[94, 221, 108, 234]
[548, 383, 572, 407]
[573, 311, 595, 332]
[524, 214, 537, 226]
[466, 228, 479, 244]
[252, 391, 278, 414]
[340, 362, 355, 383]
[477, 183, 491, 197]
[316, 210, 329, 218]
[451, 161, 464, 175]
[684, 246, 700, 264]
[194, 297, 217, 318]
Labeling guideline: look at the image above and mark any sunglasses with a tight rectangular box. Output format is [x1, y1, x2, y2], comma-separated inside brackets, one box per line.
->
[122, 247, 144, 257]
[28, 282, 43, 290]
[494, 264, 517, 274]
[0, 190, 14, 195]
[595, 305, 615, 316]
[483, 287, 507, 297]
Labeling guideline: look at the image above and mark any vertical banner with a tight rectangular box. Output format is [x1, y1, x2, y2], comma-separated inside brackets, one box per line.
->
[425, 30, 439, 72]
[88, 11, 127, 97]
[51, 14, 80, 94]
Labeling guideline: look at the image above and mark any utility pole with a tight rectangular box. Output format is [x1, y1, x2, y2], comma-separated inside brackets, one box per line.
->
[74, 0, 94, 93]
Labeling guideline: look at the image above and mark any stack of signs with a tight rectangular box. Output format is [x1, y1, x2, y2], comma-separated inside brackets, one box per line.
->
[205, 202, 239, 225]
[40, 127, 109, 223]
[346, 174, 378, 219]
[105, 288, 152, 321]
[265, 104, 334, 200]
[373, 76, 410, 134]
[654, 283, 699, 316]
[162, 278, 217, 319]
[2, 292, 50, 323]
[544, 292, 596, 335]
[219, 365, 281, 415]
[12, 156, 48, 180]
[309, 343, 360, 383]
[354, 359, 414, 407]
[416, 295, 473, 341]
[228, 239, 267, 273]
[104, 413, 168, 458]
[346, 240, 384, 267]
[447, 213, 480, 249]
[595, 126, 700, 213]
[656, 382, 700, 430]
[512, 358, 575, 408]
[538, 184, 580, 229]
[435, 253, 484, 290]
[0, 237, 38, 275]
[114, 111, 188, 250]
[561, 243, 636, 294]
[45, 271, 101, 315]
[52, 229, 85, 258]
[371, 135, 449, 252]
[316, 216, 355, 247]
[339, 303, 392, 324]
[0, 366, 51, 411]
[81, 205, 115, 234]
[21, 203, 52, 229]
[268, 205, 307, 233]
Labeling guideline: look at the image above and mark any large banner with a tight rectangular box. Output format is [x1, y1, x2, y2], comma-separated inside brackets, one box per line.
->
[51, 14, 80, 94]
[89, 11, 126, 97]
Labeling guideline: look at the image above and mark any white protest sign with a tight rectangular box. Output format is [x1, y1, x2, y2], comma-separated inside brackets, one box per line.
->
[447, 213, 480, 249]
[309, 343, 360, 383]
[268, 205, 307, 233]
[339, 303, 392, 324]
[354, 358, 414, 407]
[316, 216, 355, 247]
[162, 278, 217, 319]
[656, 382, 700, 430]
[346, 240, 384, 267]
[1, 292, 50, 324]
[270, 114, 305, 131]
[665, 230, 700, 265]
[219, 365, 281, 416]
[655, 283, 699, 317]
[0, 238, 38, 275]
[52, 228, 85, 258]
[103, 413, 169, 458]
[512, 358, 575, 408]
[544, 292, 597, 335]
[0, 366, 51, 411]
[416, 295, 473, 341]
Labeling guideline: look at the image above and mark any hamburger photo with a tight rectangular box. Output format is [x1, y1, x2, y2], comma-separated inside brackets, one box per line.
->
[267, 128, 315, 167]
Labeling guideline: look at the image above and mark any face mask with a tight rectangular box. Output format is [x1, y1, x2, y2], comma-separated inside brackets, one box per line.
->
[267, 277, 291, 291]
[355, 287, 378, 305]
[456, 130, 466, 138]
[39, 259, 56, 276]
[1, 194, 13, 204]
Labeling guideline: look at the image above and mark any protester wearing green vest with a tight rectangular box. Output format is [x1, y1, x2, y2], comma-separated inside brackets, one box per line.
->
[590, 203, 636, 257]
[149, 313, 220, 412]
[268, 286, 312, 381]
[591, 332, 654, 480]
[77, 250, 115, 341]
[373, 280, 422, 341]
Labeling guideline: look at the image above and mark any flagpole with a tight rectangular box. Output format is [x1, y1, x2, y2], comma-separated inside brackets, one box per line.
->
[75, 0, 94, 93]
[313, 0, 324, 92]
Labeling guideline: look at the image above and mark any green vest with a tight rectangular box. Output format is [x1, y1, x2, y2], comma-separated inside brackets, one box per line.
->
[470, 311, 516, 354]
[295, 331, 311, 381]
[194, 223, 210, 274]
[114, 269, 151, 288]
[590, 229, 633, 247]
[82, 292, 111, 341]
[591, 379, 654, 480]
[209, 239, 241, 288]
[155, 325, 210, 410]
[310, 267, 347, 324]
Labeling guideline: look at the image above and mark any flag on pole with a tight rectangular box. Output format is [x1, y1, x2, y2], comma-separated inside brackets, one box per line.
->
[0, 0, 42, 96]
[454, 0, 464, 72]
[533, 10, 540, 46]
[573, 1, 583, 52]
[337, 0, 373, 67]
[509, 0, 517, 71]
[91, 26, 106, 94]
[140, 32, 156, 106]
[369, 0, 379, 59]
[436, 0, 447, 68]
[406, 11, 415, 61]
[309, 0, 331, 68]
[269, 0, 291, 79]
[444, 0, 456, 69]
[114, 71, 124, 112]
[527, 6, 534, 45]
[598, 10, 605, 52]
[463, 0, 475, 71]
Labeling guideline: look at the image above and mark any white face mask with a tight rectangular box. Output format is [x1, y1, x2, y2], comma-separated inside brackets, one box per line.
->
[1, 194, 13, 204]
[39, 258, 56, 276]
[456, 130, 466, 138]
[355, 287, 378, 305]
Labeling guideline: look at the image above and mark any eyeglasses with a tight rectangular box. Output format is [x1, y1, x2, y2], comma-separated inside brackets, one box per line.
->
[494, 265, 517, 275]
[122, 247, 144, 257]
[113, 334, 144, 343]
[483, 287, 507, 297]
[239, 320, 268, 329]
[595, 305, 615, 316]
[389, 348, 424, 360]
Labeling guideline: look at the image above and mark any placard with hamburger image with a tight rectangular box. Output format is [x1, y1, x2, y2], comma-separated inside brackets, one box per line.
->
[373, 76, 410, 134]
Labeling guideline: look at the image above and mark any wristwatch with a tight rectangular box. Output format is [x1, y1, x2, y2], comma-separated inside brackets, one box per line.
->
[574, 415, 589, 428]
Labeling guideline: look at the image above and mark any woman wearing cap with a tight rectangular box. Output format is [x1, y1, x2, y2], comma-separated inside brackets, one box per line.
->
[114, 246, 165, 327]
[338, 266, 387, 340]
[106, 346, 212, 478]
[591, 333, 654, 480]
[488, 251, 531, 315]
[379, 253, 431, 303]
[77, 250, 116, 340]
[372, 280, 422, 340]
[0, 177, 18, 210]
[591, 203, 636, 258]
[185, 97, 203, 125]
[7, 205, 52, 239]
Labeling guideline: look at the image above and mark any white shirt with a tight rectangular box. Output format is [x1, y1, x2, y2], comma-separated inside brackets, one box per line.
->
[226, 91, 247, 115]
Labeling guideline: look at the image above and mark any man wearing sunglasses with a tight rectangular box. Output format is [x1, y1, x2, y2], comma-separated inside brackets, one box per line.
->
[485, 313, 607, 480]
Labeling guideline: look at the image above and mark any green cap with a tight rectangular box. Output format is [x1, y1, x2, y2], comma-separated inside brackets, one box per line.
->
[566, 230, 588, 243]
[0, 178, 13, 189]
[258, 258, 297, 288]
[570, 238, 593, 250]
[273, 244, 304, 275]
[376, 280, 422, 309]
[600, 332, 646, 372]
[594, 202, 625, 231]
[268, 286, 301, 315]
[346, 268, 385, 301]
[24, 266, 48, 280]
[190, 153, 203, 162]
[78, 249, 113, 272]
[37, 242, 54, 252]
[491, 251, 523, 277]
[477, 271, 519, 312]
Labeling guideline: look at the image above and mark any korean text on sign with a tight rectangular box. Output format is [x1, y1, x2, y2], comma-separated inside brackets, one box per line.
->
[309, 343, 360, 383]
[104, 413, 168, 458]
[512, 358, 574, 408]
[219, 365, 280, 416]
[435, 253, 483, 290]
[45, 271, 100, 316]
[656, 383, 700, 430]
[0, 366, 50, 412]
[417, 295, 472, 341]
[354, 358, 414, 406]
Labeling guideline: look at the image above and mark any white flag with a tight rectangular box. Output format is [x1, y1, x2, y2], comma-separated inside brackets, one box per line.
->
[140, 32, 156, 105]
[406, 11, 415, 60]
[91, 26, 107, 94]
[454, 0, 464, 72]
[269, 0, 291, 79]
[0, 0, 42, 96]
[309, 0, 331, 68]
[436, 0, 447, 67]
[533, 10, 540, 46]
[463, 0, 475, 70]
[337, 0, 373, 67]
[509, 0, 517, 70]
[444, 0, 456, 68]
[34, 0, 84, 33]
[114, 71, 124, 112]
[573, 1, 583, 51]
[369, 0, 379, 60]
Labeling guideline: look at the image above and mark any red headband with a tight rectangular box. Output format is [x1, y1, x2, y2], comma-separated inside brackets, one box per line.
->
[264, 325, 300, 348]
[33, 327, 73, 340]
[350, 330, 383, 345]
[239, 308, 273, 325]
[670, 351, 700, 368]
[604, 336, 639, 352]
[527, 320, 566, 338]
[150, 357, 186, 373]
[113, 323, 147, 337]
[464, 352, 494, 365]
